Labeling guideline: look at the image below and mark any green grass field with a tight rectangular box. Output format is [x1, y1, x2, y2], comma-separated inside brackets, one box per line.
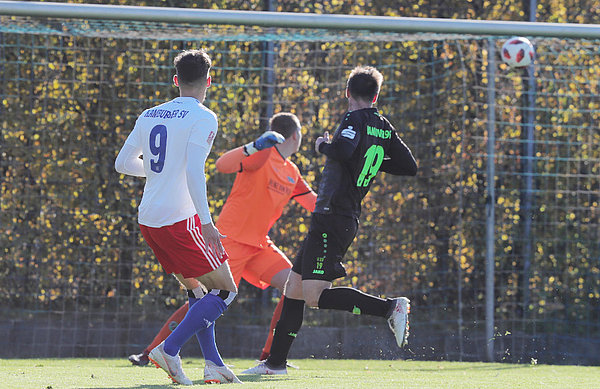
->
[1, 358, 598, 389]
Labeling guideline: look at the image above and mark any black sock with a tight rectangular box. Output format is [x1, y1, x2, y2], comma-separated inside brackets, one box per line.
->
[265, 297, 305, 368]
[317, 287, 394, 318]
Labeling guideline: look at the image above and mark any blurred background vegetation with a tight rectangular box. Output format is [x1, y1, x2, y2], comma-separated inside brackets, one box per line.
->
[0, 0, 599, 363]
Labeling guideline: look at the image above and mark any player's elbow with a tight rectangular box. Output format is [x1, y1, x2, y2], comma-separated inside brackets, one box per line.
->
[214, 156, 237, 174]
[214, 157, 227, 173]
[114, 155, 126, 174]
[406, 161, 418, 176]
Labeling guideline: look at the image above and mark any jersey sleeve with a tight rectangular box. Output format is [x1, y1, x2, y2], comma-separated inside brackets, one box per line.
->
[215, 147, 270, 174]
[115, 143, 145, 177]
[189, 114, 218, 148]
[291, 177, 317, 212]
[334, 114, 361, 147]
[115, 117, 145, 177]
[380, 131, 418, 176]
[319, 114, 360, 161]
[124, 116, 143, 147]
[187, 116, 218, 224]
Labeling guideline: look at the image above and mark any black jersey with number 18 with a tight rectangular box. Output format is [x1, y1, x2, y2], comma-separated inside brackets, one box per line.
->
[314, 107, 417, 219]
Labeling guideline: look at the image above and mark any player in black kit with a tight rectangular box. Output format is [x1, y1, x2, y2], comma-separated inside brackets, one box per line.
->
[242, 66, 418, 375]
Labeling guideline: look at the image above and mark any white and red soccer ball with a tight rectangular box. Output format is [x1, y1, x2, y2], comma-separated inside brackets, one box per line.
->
[501, 37, 535, 68]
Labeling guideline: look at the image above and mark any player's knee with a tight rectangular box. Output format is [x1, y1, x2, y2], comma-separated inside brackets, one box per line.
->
[302, 280, 330, 308]
[303, 291, 322, 308]
[270, 268, 291, 292]
[282, 272, 303, 299]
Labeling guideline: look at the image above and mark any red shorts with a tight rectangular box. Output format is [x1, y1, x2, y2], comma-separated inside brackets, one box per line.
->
[224, 237, 292, 290]
[140, 215, 228, 278]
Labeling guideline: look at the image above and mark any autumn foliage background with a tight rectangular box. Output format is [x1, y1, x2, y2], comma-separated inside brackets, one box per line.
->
[1, 0, 599, 363]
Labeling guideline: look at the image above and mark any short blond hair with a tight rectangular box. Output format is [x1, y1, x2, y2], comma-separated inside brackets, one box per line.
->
[347, 66, 383, 102]
[269, 112, 301, 139]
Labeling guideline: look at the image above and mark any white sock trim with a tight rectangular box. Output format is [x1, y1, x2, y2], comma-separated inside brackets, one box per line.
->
[209, 289, 237, 306]
[191, 286, 205, 298]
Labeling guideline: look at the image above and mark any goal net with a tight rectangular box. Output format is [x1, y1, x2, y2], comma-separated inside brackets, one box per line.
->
[1, 14, 598, 363]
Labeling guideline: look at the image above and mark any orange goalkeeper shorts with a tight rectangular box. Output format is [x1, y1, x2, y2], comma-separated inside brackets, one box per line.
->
[223, 237, 292, 289]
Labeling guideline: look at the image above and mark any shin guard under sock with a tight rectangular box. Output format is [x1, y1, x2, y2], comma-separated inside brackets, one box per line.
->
[317, 287, 393, 317]
[195, 289, 236, 366]
[266, 297, 304, 368]
[184, 288, 225, 367]
[163, 289, 236, 357]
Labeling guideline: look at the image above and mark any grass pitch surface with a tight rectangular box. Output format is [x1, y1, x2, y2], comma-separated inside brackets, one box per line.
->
[1, 358, 598, 388]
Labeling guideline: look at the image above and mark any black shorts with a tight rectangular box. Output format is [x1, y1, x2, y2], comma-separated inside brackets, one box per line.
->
[292, 212, 358, 281]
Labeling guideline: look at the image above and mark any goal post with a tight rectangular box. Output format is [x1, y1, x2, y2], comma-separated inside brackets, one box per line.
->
[1, 2, 599, 364]
[1, 0, 600, 37]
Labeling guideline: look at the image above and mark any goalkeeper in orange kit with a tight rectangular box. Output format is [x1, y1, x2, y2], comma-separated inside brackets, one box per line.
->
[128, 112, 316, 365]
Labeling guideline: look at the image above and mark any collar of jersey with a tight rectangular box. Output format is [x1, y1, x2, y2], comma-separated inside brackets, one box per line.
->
[273, 145, 287, 162]
[174, 96, 201, 104]
[349, 107, 378, 113]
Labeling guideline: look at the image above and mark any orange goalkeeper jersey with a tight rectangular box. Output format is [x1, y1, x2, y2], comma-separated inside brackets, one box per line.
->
[215, 146, 316, 248]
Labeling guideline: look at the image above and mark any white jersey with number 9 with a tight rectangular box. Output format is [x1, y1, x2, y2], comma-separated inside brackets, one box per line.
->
[122, 96, 217, 227]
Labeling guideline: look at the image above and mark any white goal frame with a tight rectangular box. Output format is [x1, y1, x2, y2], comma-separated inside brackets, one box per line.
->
[1, 0, 600, 38]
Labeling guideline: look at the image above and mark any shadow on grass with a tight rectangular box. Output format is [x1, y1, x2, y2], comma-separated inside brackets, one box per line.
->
[236, 374, 296, 383]
[77, 375, 295, 389]
[78, 387, 172, 389]
[398, 363, 534, 372]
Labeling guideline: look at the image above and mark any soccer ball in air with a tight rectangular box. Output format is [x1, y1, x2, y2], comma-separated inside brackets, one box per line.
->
[501, 37, 535, 68]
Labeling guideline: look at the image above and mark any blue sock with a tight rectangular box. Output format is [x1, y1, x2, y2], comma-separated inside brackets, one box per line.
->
[196, 323, 224, 366]
[183, 292, 225, 366]
[163, 292, 227, 357]
[188, 294, 225, 367]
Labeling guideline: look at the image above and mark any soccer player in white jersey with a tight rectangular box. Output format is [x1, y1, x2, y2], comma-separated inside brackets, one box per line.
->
[115, 49, 241, 385]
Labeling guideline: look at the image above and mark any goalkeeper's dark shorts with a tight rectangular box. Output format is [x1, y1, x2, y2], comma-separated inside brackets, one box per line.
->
[292, 212, 358, 282]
